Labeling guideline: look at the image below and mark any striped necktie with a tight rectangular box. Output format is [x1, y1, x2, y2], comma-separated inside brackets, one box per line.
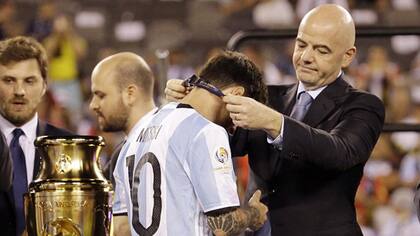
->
[290, 91, 313, 121]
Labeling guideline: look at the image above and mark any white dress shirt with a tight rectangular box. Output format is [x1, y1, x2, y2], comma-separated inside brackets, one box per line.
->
[0, 113, 38, 185]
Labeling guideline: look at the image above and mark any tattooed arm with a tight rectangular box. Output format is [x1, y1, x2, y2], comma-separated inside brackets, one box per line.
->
[205, 190, 268, 236]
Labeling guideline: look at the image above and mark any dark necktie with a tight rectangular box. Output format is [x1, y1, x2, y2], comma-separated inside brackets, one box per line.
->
[290, 91, 313, 121]
[10, 128, 28, 235]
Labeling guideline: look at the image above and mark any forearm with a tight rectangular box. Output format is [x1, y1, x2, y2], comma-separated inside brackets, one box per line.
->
[207, 206, 260, 236]
[283, 108, 383, 171]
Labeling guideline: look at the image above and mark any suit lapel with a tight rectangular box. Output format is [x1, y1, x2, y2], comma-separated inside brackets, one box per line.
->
[269, 83, 298, 115]
[33, 121, 46, 180]
[303, 95, 335, 127]
[283, 84, 298, 115]
[302, 76, 350, 127]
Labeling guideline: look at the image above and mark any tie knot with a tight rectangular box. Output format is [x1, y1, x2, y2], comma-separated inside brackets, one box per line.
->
[12, 128, 24, 139]
[297, 91, 313, 106]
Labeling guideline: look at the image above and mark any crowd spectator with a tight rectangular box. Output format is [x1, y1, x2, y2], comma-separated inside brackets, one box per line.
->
[43, 14, 87, 131]
[26, 0, 56, 41]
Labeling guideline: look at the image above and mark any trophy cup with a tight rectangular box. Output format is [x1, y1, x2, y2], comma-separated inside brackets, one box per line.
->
[24, 136, 113, 236]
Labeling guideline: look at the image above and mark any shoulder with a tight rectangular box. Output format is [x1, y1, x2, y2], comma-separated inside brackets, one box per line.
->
[38, 121, 74, 136]
[172, 110, 228, 141]
[345, 87, 385, 111]
[335, 86, 386, 124]
[267, 84, 294, 96]
[200, 122, 227, 137]
[267, 84, 295, 107]
[171, 108, 211, 130]
[188, 111, 226, 134]
[329, 77, 385, 113]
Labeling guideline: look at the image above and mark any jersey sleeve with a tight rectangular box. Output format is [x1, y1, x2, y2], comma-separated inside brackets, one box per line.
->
[185, 124, 240, 213]
[112, 147, 129, 215]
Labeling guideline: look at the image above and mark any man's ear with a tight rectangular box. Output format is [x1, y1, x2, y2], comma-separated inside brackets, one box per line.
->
[342, 46, 356, 68]
[41, 80, 47, 97]
[224, 86, 245, 96]
[122, 84, 137, 106]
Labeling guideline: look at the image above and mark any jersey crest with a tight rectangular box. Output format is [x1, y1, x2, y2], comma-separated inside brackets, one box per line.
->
[215, 147, 229, 163]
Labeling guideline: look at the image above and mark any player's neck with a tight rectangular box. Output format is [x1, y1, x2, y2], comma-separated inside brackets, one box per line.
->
[125, 100, 156, 135]
[181, 90, 221, 124]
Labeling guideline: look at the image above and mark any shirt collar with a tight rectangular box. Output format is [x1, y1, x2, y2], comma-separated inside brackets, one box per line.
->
[296, 70, 342, 100]
[296, 82, 326, 100]
[126, 107, 158, 139]
[0, 113, 38, 142]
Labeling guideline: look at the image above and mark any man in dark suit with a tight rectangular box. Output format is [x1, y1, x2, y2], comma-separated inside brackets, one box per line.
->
[0, 36, 71, 236]
[222, 4, 385, 236]
[165, 4, 385, 236]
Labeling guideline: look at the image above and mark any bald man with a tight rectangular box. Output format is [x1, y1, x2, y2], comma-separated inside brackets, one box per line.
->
[165, 4, 385, 236]
[89, 52, 156, 234]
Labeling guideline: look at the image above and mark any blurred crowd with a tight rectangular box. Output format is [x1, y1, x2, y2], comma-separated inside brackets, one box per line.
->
[348, 46, 420, 236]
[1, 0, 419, 235]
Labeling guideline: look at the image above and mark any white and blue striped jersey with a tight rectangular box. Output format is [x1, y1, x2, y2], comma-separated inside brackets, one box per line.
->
[113, 102, 240, 236]
[112, 107, 158, 216]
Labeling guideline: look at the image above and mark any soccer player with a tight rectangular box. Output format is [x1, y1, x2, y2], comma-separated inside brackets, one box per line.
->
[89, 52, 157, 235]
[113, 51, 268, 235]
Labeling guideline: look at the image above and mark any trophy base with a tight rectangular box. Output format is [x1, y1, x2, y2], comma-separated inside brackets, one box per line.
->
[25, 184, 112, 236]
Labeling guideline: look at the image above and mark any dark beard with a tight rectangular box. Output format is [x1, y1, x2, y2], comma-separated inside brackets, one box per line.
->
[101, 115, 128, 132]
[1, 108, 35, 127]
[100, 105, 129, 132]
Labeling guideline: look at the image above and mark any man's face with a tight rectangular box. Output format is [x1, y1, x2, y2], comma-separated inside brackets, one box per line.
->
[0, 59, 46, 126]
[89, 69, 129, 132]
[292, 22, 347, 90]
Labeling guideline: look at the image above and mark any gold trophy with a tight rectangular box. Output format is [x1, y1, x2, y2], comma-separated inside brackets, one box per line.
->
[25, 136, 113, 236]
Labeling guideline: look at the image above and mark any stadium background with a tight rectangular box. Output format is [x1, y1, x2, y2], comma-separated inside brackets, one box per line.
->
[2, 0, 420, 235]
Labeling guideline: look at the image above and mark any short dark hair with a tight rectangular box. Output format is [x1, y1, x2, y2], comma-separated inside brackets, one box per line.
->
[198, 50, 267, 104]
[0, 36, 48, 80]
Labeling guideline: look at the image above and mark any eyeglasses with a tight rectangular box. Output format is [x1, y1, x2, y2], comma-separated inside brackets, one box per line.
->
[182, 74, 225, 97]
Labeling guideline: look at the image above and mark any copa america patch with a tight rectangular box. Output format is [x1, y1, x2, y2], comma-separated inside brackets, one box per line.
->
[215, 147, 229, 163]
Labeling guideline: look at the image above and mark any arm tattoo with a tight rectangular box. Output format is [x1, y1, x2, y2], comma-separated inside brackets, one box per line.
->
[206, 207, 260, 235]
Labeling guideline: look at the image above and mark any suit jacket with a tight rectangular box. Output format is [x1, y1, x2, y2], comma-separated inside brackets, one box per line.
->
[0, 132, 12, 191]
[232, 76, 385, 236]
[415, 183, 420, 223]
[0, 121, 72, 236]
